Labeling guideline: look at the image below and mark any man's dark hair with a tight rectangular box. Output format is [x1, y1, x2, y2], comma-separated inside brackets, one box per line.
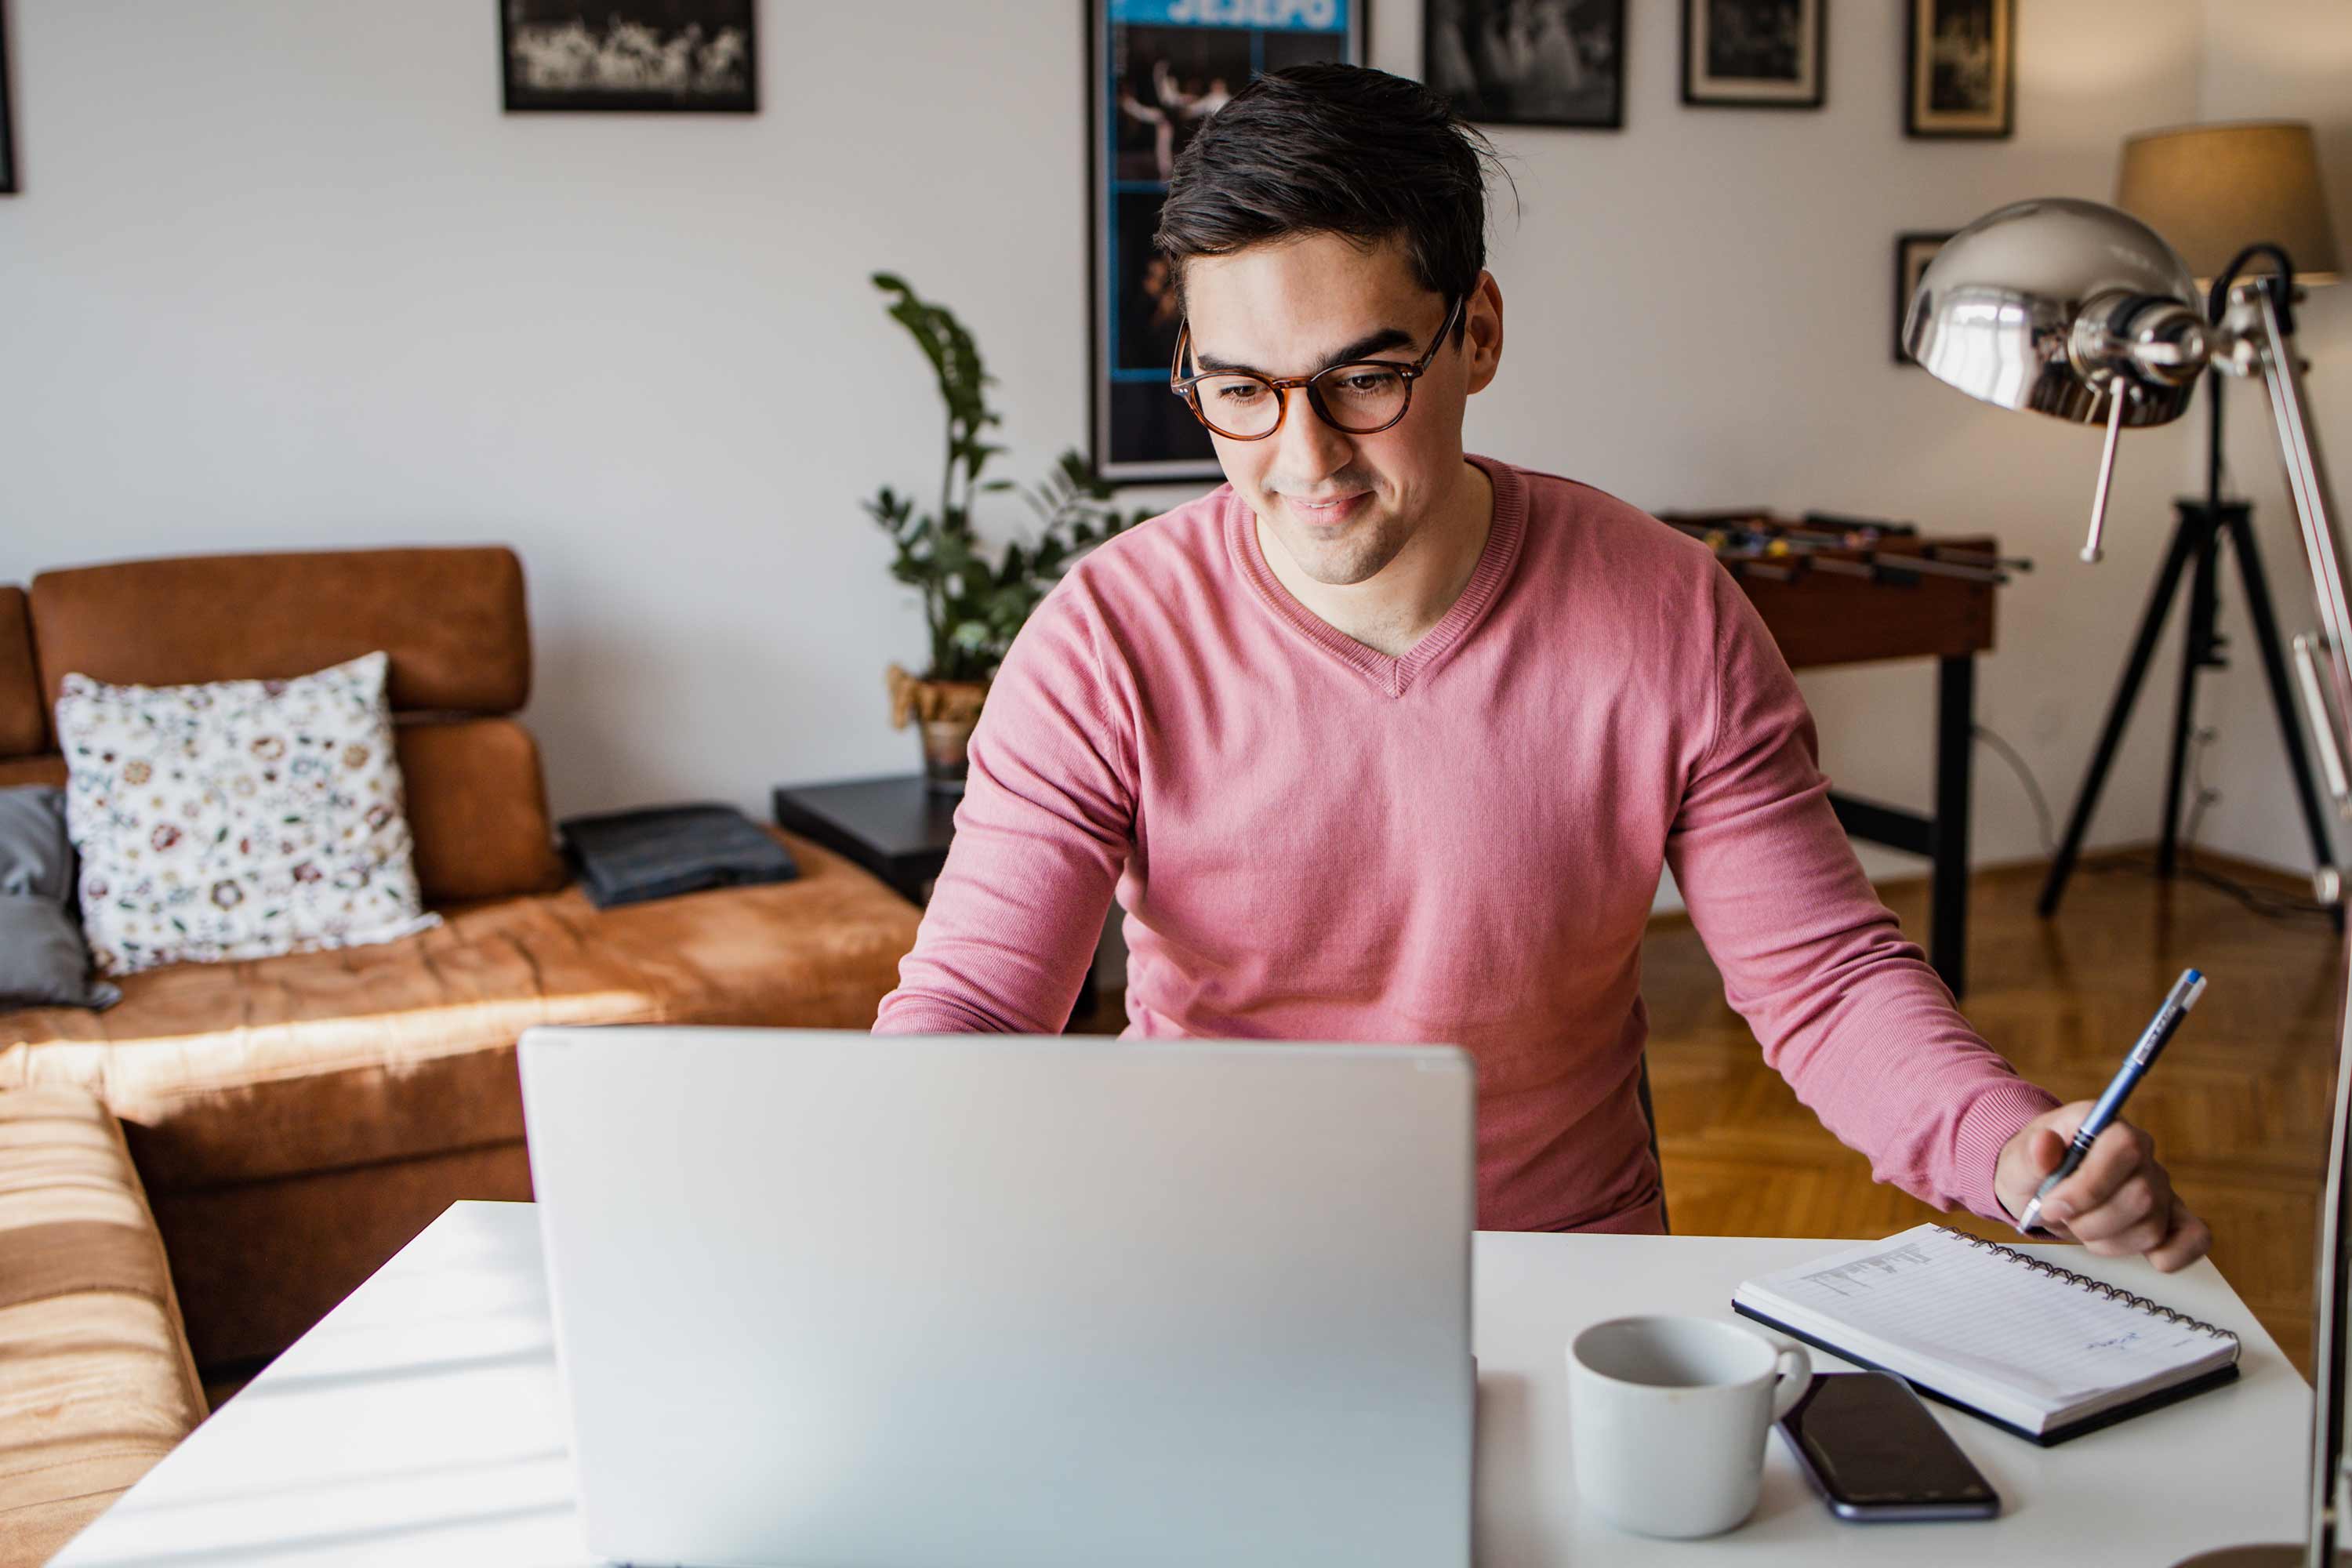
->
[1152, 63, 1511, 343]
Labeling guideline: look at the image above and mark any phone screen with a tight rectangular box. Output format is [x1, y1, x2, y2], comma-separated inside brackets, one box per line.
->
[1780, 1372, 1998, 1512]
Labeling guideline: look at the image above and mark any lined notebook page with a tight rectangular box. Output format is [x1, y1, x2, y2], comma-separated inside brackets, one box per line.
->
[1737, 1225, 2235, 1417]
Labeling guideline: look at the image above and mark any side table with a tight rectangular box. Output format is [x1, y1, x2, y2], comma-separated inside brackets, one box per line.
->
[772, 775, 958, 906]
[773, 775, 1101, 1022]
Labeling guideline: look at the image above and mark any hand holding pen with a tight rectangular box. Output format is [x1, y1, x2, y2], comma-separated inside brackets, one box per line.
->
[2020, 968, 2205, 1233]
[1991, 967, 2215, 1273]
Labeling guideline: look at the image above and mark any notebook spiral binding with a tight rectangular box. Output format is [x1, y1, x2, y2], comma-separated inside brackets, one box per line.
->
[1933, 1226, 2238, 1342]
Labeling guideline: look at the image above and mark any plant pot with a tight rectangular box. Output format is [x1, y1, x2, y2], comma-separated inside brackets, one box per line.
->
[887, 666, 989, 795]
[918, 714, 981, 793]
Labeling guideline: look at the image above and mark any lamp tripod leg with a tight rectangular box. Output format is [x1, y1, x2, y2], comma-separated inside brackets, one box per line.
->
[2158, 513, 2225, 879]
[2040, 513, 2205, 917]
[2227, 506, 2347, 927]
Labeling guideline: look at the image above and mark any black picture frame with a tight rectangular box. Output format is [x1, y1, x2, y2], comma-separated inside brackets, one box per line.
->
[1087, 0, 1367, 485]
[1424, 0, 1625, 132]
[1893, 231, 1955, 364]
[500, 2, 757, 114]
[1904, 0, 2012, 139]
[1680, 0, 1825, 110]
[0, 0, 16, 195]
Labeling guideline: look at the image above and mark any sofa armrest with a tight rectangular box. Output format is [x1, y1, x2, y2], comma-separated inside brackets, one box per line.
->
[0, 1087, 206, 1567]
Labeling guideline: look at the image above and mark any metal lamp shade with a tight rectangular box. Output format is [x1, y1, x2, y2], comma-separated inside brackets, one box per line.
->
[1903, 196, 2203, 429]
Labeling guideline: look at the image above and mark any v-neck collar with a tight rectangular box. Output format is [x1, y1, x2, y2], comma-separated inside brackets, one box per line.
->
[1225, 453, 1527, 699]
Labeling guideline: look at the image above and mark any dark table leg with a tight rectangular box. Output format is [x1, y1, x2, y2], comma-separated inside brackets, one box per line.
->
[1930, 655, 1975, 1001]
[1824, 657, 1977, 1001]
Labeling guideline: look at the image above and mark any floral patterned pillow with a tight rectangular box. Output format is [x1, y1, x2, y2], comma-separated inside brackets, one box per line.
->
[56, 652, 439, 977]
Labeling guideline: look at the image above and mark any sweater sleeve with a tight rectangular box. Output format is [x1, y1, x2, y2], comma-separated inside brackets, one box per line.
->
[872, 579, 1133, 1036]
[1664, 564, 2059, 1222]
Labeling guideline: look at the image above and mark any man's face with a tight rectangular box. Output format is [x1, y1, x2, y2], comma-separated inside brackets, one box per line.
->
[1180, 234, 1495, 588]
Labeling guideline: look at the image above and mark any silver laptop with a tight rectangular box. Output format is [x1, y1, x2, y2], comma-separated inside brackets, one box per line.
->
[517, 1025, 1475, 1568]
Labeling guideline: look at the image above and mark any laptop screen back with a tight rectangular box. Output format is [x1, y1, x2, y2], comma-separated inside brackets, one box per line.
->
[520, 1026, 1475, 1568]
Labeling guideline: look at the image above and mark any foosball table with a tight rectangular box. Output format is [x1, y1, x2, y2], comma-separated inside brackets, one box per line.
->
[1654, 509, 2029, 1000]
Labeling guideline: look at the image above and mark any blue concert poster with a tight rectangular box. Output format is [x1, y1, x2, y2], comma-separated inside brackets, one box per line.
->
[1089, 0, 1366, 483]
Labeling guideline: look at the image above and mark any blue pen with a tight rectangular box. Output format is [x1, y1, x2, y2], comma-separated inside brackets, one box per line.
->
[2016, 967, 2206, 1236]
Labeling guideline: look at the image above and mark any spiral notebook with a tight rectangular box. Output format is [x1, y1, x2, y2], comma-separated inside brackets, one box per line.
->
[1731, 1224, 2241, 1446]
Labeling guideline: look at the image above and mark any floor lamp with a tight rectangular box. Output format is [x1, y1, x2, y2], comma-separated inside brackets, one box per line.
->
[2035, 123, 2344, 922]
[1904, 194, 2347, 1567]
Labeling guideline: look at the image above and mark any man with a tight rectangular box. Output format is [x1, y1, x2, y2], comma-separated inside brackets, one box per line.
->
[877, 64, 2210, 1272]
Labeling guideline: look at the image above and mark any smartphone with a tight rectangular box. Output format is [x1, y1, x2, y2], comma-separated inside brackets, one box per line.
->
[1777, 1371, 2001, 1522]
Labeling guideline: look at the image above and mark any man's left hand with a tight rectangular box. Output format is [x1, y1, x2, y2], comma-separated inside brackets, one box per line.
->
[1993, 1102, 2212, 1272]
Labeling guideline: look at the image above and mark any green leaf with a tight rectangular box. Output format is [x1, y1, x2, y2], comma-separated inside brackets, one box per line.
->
[866, 273, 1160, 676]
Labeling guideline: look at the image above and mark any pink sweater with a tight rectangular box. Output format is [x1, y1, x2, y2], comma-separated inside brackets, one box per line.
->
[875, 456, 2059, 1232]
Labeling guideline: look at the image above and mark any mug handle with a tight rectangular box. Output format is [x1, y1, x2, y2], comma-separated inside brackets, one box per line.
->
[1767, 1344, 1813, 1422]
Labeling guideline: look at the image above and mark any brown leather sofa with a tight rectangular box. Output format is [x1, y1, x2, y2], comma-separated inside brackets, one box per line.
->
[0, 548, 923, 1374]
[0, 1086, 206, 1567]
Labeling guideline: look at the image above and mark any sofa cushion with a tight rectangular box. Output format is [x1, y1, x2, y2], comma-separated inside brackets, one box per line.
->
[30, 547, 530, 716]
[0, 588, 42, 760]
[0, 832, 922, 1192]
[396, 717, 568, 902]
[0, 725, 571, 909]
[0, 1085, 206, 1567]
[152, 1142, 535, 1374]
[57, 653, 437, 977]
[0, 786, 118, 1011]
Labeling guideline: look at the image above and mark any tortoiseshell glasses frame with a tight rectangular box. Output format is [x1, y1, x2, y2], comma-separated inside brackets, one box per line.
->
[1168, 294, 1468, 441]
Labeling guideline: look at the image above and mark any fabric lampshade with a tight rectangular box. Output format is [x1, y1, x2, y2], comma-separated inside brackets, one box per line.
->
[2116, 120, 2341, 287]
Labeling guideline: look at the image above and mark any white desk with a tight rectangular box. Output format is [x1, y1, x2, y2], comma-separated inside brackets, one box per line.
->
[52, 1202, 2308, 1566]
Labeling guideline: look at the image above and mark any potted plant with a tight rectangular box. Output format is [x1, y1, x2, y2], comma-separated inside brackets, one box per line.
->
[866, 273, 1152, 792]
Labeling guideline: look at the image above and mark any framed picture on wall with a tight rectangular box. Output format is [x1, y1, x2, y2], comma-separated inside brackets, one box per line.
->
[1680, 0, 1824, 110]
[1905, 0, 2012, 138]
[1089, 0, 1366, 484]
[1425, 0, 1625, 131]
[1, 0, 16, 194]
[1893, 231, 1955, 364]
[501, 1, 757, 113]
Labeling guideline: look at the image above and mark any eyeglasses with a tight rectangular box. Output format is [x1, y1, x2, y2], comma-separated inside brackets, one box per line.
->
[1169, 295, 1466, 441]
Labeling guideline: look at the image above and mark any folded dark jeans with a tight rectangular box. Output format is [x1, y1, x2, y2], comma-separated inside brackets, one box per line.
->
[558, 803, 799, 911]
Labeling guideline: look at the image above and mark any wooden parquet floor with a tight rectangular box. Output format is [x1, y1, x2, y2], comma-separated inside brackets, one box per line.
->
[1078, 848, 2344, 1377]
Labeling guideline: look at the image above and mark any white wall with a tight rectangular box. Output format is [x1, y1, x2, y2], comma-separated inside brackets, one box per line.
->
[2, 0, 1105, 815]
[5, 0, 2325, 900]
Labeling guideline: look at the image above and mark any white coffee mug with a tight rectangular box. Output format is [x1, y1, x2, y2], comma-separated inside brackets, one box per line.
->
[1566, 1314, 1811, 1539]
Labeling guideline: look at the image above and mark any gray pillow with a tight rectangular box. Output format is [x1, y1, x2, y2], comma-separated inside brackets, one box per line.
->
[0, 785, 121, 1010]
